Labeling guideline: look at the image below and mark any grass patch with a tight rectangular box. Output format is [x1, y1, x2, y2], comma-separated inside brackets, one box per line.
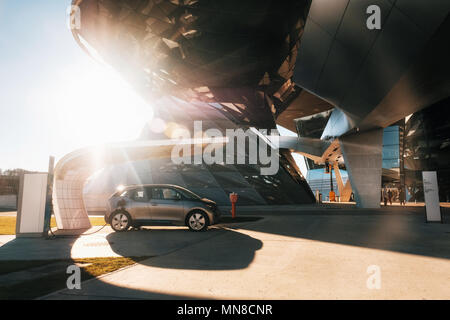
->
[0, 216, 106, 235]
[0, 256, 149, 299]
[0, 216, 18, 235]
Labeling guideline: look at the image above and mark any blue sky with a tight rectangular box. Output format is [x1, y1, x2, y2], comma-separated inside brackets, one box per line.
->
[0, 1, 84, 171]
[0, 1, 306, 175]
[0, 1, 151, 172]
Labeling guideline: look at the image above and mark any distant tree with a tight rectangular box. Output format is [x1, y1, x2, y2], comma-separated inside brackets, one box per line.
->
[4, 168, 32, 176]
[0, 168, 34, 195]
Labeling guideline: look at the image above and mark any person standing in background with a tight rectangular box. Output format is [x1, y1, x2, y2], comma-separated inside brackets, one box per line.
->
[399, 188, 406, 206]
[388, 189, 393, 205]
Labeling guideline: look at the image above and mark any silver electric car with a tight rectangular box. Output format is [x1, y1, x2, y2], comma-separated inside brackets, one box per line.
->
[105, 184, 221, 232]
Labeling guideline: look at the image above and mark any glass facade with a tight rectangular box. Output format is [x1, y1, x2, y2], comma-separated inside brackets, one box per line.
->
[84, 97, 450, 209]
[84, 98, 316, 209]
[382, 126, 400, 170]
[403, 97, 450, 202]
[378, 98, 450, 202]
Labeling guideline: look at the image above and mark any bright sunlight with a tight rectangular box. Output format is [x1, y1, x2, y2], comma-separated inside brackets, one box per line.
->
[38, 59, 153, 154]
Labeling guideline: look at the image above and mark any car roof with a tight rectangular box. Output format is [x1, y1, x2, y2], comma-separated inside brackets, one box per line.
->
[122, 184, 190, 192]
[124, 184, 179, 188]
[114, 184, 204, 200]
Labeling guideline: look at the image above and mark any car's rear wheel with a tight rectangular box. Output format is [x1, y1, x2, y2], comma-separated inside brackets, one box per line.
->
[186, 210, 209, 232]
[110, 211, 132, 232]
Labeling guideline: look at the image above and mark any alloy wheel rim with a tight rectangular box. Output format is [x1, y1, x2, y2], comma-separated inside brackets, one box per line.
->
[189, 213, 205, 230]
[112, 213, 128, 230]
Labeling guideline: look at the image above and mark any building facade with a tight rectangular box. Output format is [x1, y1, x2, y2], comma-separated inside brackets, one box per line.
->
[84, 97, 315, 212]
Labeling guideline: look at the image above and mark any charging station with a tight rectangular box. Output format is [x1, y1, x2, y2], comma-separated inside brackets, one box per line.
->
[15, 157, 54, 237]
[16, 173, 48, 237]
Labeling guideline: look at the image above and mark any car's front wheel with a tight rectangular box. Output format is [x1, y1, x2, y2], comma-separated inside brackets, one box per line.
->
[110, 210, 132, 232]
[186, 211, 209, 232]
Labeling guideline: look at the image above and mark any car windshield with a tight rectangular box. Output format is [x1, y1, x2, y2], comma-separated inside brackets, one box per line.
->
[119, 190, 128, 197]
[112, 189, 128, 197]
[177, 188, 202, 200]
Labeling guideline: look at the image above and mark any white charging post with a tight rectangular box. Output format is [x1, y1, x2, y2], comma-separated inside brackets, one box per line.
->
[422, 171, 442, 223]
[16, 173, 49, 237]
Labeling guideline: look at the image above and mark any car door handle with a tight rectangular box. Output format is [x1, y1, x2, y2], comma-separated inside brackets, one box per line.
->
[150, 203, 157, 206]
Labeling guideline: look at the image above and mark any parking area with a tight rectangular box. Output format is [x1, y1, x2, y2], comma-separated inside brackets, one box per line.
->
[7, 206, 443, 300]
[0, 205, 449, 299]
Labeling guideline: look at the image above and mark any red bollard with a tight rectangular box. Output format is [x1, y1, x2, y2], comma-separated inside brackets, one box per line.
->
[229, 192, 238, 218]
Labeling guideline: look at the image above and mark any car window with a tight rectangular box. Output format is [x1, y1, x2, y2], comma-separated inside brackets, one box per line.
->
[131, 188, 147, 201]
[149, 187, 180, 200]
[148, 187, 162, 200]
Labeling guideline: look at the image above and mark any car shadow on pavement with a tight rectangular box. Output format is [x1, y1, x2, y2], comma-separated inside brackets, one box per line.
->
[106, 227, 263, 270]
[40, 226, 264, 299]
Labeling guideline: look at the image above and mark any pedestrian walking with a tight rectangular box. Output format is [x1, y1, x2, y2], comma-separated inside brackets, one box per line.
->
[383, 187, 388, 206]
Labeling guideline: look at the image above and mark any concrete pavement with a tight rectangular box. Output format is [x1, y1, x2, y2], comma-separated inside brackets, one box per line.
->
[0, 211, 17, 217]
[0, 226, 227, 260]
[37, 207, 450, 300]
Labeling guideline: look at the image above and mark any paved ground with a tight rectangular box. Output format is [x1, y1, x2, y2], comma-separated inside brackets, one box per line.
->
[22, 206, 449, 300]
[0, 211, 17, 217]
[0, 261, 72, 287]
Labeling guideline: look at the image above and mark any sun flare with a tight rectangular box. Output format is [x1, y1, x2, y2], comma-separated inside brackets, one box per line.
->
[41, 61, 154, 153]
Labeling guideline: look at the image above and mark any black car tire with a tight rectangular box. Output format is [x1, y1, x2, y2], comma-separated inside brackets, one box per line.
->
[110, 210, 132, 232]
[186, 210, 209, 232]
